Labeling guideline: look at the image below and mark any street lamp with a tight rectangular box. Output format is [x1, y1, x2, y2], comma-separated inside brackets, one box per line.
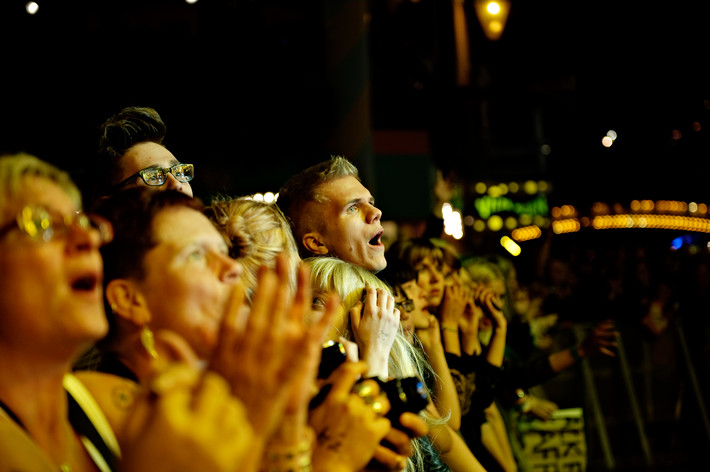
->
[473, 0, 511, 41]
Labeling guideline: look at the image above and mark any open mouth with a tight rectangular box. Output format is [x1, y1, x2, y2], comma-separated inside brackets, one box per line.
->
[71, 273, 99, 292]
[368, 229, 383, 246]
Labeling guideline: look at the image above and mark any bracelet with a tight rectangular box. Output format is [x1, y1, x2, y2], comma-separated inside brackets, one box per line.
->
[262, 428, 314, 472]
[570, 346, 583, 363]
[441, 324, 458, 332]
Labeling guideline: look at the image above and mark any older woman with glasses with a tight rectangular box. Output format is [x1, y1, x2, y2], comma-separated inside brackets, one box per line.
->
[0, 152, 255, 472]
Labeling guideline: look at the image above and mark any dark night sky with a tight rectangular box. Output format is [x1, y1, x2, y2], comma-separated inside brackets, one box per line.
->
[1, 0, 709, 214]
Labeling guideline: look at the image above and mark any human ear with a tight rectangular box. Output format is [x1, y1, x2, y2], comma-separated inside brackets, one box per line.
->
[303, 232, 329, 256]
[105, 279, 151, 326]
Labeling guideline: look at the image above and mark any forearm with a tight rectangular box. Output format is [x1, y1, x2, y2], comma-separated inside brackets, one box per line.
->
[433, 424, 488, 472]
[360, 345, 390, 380]
[460, 329, 481, 357]
[440, 325, 462, 356]
[484, 326, 507, 367]
[424, 343, 462, 430]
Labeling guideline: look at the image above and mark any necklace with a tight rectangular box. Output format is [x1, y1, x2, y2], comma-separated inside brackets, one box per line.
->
[57, 422, 75, 472]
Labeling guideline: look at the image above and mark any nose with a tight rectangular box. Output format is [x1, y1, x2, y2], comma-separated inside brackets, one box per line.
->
[66, 222, 102, 253]
[219, 254, 243, 284]
[365, 203, 382, 224]
[165, 173, 183, 191]
[164, 173, 193, 197]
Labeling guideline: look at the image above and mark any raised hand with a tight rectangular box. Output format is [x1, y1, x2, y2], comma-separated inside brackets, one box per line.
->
[367, 411, 429, 471]
[471, 283, 506, 329]
[350, 287, 400, 380]
[309, 361, 392, 472]
[525, 394, 559, 421]
[121, 364, 254, 472]
[438, 272, 470, 330]
[414, 313, 442, 353]
[579, 318, 618, 358]
[209, 254, 336, 440]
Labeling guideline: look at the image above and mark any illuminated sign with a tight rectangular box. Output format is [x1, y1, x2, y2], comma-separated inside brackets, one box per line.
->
[473, 194, 549, 219]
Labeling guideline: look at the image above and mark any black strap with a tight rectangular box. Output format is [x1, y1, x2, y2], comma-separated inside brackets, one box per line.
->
[0, 393, 118, 471]
[66, 390, 118, 471]
[0, 397, 25, 429]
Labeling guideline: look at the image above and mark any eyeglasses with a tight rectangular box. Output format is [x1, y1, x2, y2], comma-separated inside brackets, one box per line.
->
[114, 163, 194, 189]
[0, 205, 114, 245]
[395, 298, 415, 313]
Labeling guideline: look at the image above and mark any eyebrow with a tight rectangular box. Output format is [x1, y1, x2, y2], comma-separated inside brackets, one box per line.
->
[342, 195, 374, 211]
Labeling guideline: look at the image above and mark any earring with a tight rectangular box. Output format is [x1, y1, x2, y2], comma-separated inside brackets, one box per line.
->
[110, 303, 118, 312]
[140, 326, 159, 359]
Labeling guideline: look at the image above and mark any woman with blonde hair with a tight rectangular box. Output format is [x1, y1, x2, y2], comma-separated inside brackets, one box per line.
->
[305, 256, 488, 472]
[204, 195, 300, 299]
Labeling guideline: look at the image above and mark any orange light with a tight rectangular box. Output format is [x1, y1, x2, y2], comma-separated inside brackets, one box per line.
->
[473, 0, 511, 41]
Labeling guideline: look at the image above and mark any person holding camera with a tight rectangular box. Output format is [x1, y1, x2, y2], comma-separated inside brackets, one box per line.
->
[306, 256, 490, 472]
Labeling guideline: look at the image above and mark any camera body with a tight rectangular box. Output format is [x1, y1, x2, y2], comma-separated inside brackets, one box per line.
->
[378, 376, 429, 422]
[318, 340, 348, 379]
[317, 341, 429, 419]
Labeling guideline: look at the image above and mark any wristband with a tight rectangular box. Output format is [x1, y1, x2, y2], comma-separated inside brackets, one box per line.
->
[441, 324, 458, 332]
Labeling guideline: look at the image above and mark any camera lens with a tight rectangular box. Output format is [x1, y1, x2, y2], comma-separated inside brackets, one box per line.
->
[380, 377, 429, 420]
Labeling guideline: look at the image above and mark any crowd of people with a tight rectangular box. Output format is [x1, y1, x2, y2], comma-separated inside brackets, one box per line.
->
[1, 105, 628, 472]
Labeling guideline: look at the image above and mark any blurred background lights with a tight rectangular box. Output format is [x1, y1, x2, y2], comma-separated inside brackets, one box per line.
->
[500, 236, 521, 256]
[473, 0, 511, 41]
[602, 129, 617, 147]
[519, 214, 532, 225]
[26, 2, 39, 14]
[487, 214, 503, 231]
[263, 192, 276, 203]
[442, 203, 463, 239]
[487, 185, 503, 197]
[523, 180, 538, 194]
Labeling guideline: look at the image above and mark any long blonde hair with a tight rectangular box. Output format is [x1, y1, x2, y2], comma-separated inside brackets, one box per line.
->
[304, 256, 438, 472]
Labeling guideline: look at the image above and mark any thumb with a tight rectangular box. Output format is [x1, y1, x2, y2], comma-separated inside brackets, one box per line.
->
[349, 301, 364, 329]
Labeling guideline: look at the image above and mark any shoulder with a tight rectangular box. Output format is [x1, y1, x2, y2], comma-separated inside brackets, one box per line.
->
[70, 371, 141, 445]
